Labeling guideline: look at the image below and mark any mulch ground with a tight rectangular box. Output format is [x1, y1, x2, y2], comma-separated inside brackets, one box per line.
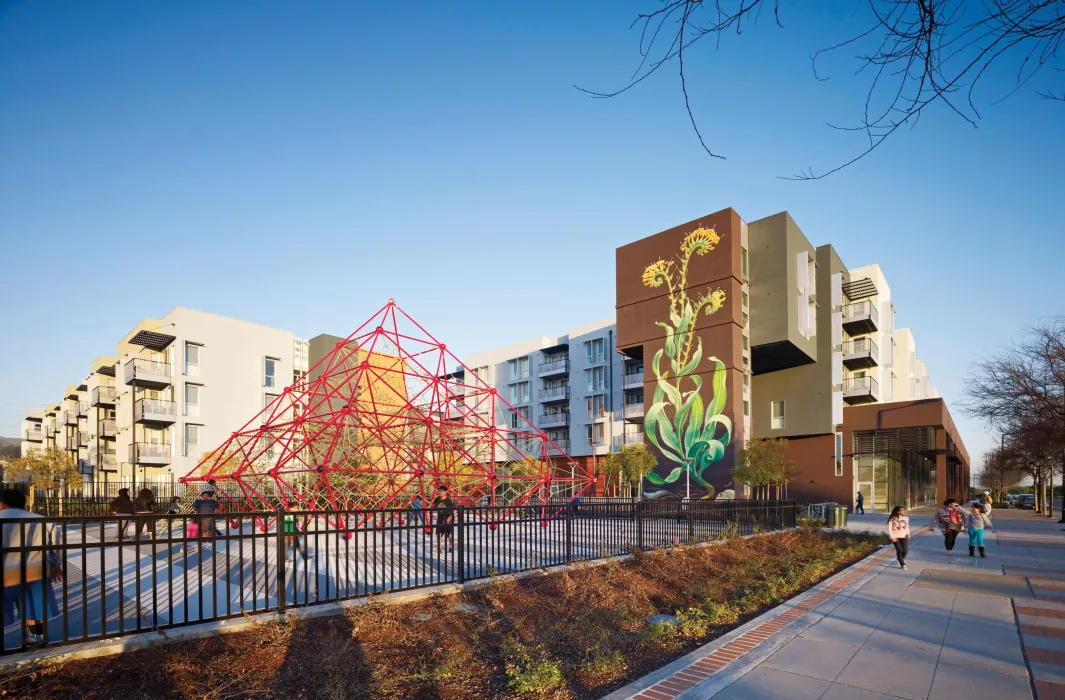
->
[0, 529, 884, 699]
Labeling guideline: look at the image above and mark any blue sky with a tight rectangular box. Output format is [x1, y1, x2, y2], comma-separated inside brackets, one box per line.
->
[1, 1, 1062, 465]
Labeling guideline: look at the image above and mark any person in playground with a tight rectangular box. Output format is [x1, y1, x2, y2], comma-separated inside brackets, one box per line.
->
[134, 488, 157, 539]
[886, 505, 911, 570]
[193, 489, 222, 538]
[410, 493, 427, 532]
[282, 502, 308, 561]
[0, 489, 62, 642]
[966, 503, 995, 558]
[167, 496, 182, 514]
[432, 484, 456, 555]
[109, 488, 135, 541]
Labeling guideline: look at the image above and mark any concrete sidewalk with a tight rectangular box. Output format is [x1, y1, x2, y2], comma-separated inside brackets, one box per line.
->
[608, 507, 1065, 700]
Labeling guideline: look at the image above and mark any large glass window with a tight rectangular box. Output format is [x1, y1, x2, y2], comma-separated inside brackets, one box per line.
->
[184, 424, 200, 457]
[835, 434, 843, 476]
[587, 367, 605, 392]
[771, 400, 785, 429]
[184, 343, 200, 377]
[586, 339, 605, 365]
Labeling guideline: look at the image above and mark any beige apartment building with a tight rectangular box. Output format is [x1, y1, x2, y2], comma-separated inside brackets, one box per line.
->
[21, 308, 308, 483]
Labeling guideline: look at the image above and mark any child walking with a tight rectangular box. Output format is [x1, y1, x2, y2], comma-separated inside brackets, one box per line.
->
[887, 506, 911, 569]
[965, 504, 994, 558]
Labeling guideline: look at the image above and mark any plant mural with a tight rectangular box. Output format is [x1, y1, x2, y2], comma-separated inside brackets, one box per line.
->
[640, 227, 731, 498]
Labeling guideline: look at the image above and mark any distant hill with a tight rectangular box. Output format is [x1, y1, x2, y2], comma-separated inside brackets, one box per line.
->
[0, 437, 20, 460]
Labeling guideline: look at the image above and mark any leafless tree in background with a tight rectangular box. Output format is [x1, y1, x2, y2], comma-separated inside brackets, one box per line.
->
[965, 319, 1065, 517]
[976, 449, 1023, 503]
[581, 1, 1064, 178]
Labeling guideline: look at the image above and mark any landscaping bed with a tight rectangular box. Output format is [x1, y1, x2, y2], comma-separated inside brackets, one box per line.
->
[0, 529, 884, 699]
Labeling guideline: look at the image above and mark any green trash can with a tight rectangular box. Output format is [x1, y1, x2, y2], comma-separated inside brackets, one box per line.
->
[824, 505, 840, 529]
[834, 505, 848, 529]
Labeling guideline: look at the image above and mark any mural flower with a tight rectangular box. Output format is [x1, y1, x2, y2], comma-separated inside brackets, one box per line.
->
[641, 227, 731, 498]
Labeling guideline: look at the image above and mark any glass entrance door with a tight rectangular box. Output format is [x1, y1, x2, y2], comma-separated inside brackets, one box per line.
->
[858, 482, 874, 513]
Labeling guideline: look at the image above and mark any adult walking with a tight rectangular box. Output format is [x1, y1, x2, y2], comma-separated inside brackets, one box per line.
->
[966, 504, 995, 558]
[193, 489, 221, 539]
[887, 506, 911, 569]
[109, 488, 135, 541]
[855, 491, 865, 515]
[134, 488, 156, 539]
[930, 498, 968, 555]
[981, 492, 993, 516]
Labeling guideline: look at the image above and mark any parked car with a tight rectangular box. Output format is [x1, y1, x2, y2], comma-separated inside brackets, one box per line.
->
[1005, 493, 1019, 505]
[1018, 494, 1036, 510]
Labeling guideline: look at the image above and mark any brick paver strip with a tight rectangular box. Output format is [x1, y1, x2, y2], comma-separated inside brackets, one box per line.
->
[626, 548, 895, 700]
[1035, 680, 1065, 700]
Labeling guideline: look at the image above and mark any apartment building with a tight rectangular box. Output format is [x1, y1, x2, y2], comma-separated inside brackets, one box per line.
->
[447, 319, 638, 488]
[22, 307, 309, 482]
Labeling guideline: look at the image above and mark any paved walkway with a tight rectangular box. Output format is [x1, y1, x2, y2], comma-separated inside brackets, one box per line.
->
[609, 507, 1065, 700]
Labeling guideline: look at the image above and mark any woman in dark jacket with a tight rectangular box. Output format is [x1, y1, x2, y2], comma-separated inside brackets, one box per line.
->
[134, 488, 157, 539]
[109, 488, 135, 541]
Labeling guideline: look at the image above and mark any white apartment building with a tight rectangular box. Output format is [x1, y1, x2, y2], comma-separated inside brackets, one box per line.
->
[459, 318, 643, 465]
[841, 264, 937, 407]
[22, 307, 309, 482]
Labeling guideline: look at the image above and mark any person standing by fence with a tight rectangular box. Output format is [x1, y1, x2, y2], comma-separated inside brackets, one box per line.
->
[887, 506, 911, 569]
[109, 488, 135, 541]
[194, 490, 221, 539]
[432, 484, 455, 555]
[134, 488, 156, 539]
[0, 489, 61, 642]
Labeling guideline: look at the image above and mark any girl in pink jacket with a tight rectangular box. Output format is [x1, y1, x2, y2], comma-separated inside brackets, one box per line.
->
[887, 506, 911, 569]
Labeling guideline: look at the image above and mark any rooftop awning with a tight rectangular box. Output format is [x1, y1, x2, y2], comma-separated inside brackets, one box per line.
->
[541, 342, 569, 354]
[97, 365, 116, 377]
[129, 330, 176, 350]
[842, 277, 878, 300]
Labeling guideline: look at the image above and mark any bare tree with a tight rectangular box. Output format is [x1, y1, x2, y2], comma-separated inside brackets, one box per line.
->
[582, 1, 1065, 178]
[976, 449, 1023, 503]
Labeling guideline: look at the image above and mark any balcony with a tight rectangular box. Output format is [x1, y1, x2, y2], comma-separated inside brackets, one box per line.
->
[623, 372, 644, 390]
[64, 433, 85, 451]
[843, 338, 879, 369]
[539, 386, 570, 403]
[623, 403, 645, 420]
[843, 376, 880, 405]
[446, 402, 465, 420]
[624, 432, 645, 445]
[91, 386, 117, 407]
[842, 301, 880, 335]
[135, 398, 177, 425]
[548, 439, 570, 454]
[63, 410, 77, 425]
[77, 401, 89, 417]
[538, 412, 570, 429]
[129, 442, 171, 466]
[538, 358, 569, 378]
[24, 428, 43, 442]
[99, 419, 117, 438]
[124, 358, 172, 388]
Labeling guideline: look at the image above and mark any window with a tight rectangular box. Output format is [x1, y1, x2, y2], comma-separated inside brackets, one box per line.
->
[587, 423, 604, 446]
[771, 401, 785, 429]
[264, 357, 277, 388]
[510, 357, 530, 380]
[743, 372, 749, 389]
[742, 336, 749, 351]
[587, 366, 605, 392]
[742, 291, 749, 308]
[510, 382, 529, 404]
[835, 434, 843, 476]
[184, 384, 201, 417]
[743, 400, 750, 417]
[741, 247, 749, 278]
[808, 300, 817, 337]
[264, 393, 279, 408]
[586, 339, 605, 365]
[184, 343, 201, 377]
[741, 312, 748, 327]
[587, 397, 605, 419]
[183, 424, 200, 457]
[511, 406, 530, 429]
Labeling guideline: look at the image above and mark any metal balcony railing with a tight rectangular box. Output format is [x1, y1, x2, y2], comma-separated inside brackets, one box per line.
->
[77, 401, 90, 417]
[91, 386, 117, 406]
[129, 442, 171, 463]
[135, 398, 177, 423]
[124, 358, 172, 385]
[623, 372, 644, 390]
[548, 439, 570, 452]
[625, 433, 645, 445]
[841, 301, 880, 333]
[843, 376, 880, 403]
[537, 413, 570, 429]
[24, 428, 43, 442]
[538, 358, 569, 376]
[623, 403, 645, 419]
[99, 419, 117, 437]
[538, 386, 570, 402]
[63, 411, 77, 425]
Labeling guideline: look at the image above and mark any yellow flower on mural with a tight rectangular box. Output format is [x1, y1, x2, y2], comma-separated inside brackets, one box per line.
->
[706, 289, 727, 315]
[681, 227, 720, 256]
[641, 259, 673, 288]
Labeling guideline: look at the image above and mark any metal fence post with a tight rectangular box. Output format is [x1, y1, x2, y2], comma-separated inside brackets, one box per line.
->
[636, 501, 644, 551]
[276, 508, 287, 615]
[565, 502, 573, 563]
[456, 505, 465, 584]
[688, 500, 695, 543]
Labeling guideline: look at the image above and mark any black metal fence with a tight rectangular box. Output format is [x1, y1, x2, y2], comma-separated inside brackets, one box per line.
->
[0, 499, 796, 655]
